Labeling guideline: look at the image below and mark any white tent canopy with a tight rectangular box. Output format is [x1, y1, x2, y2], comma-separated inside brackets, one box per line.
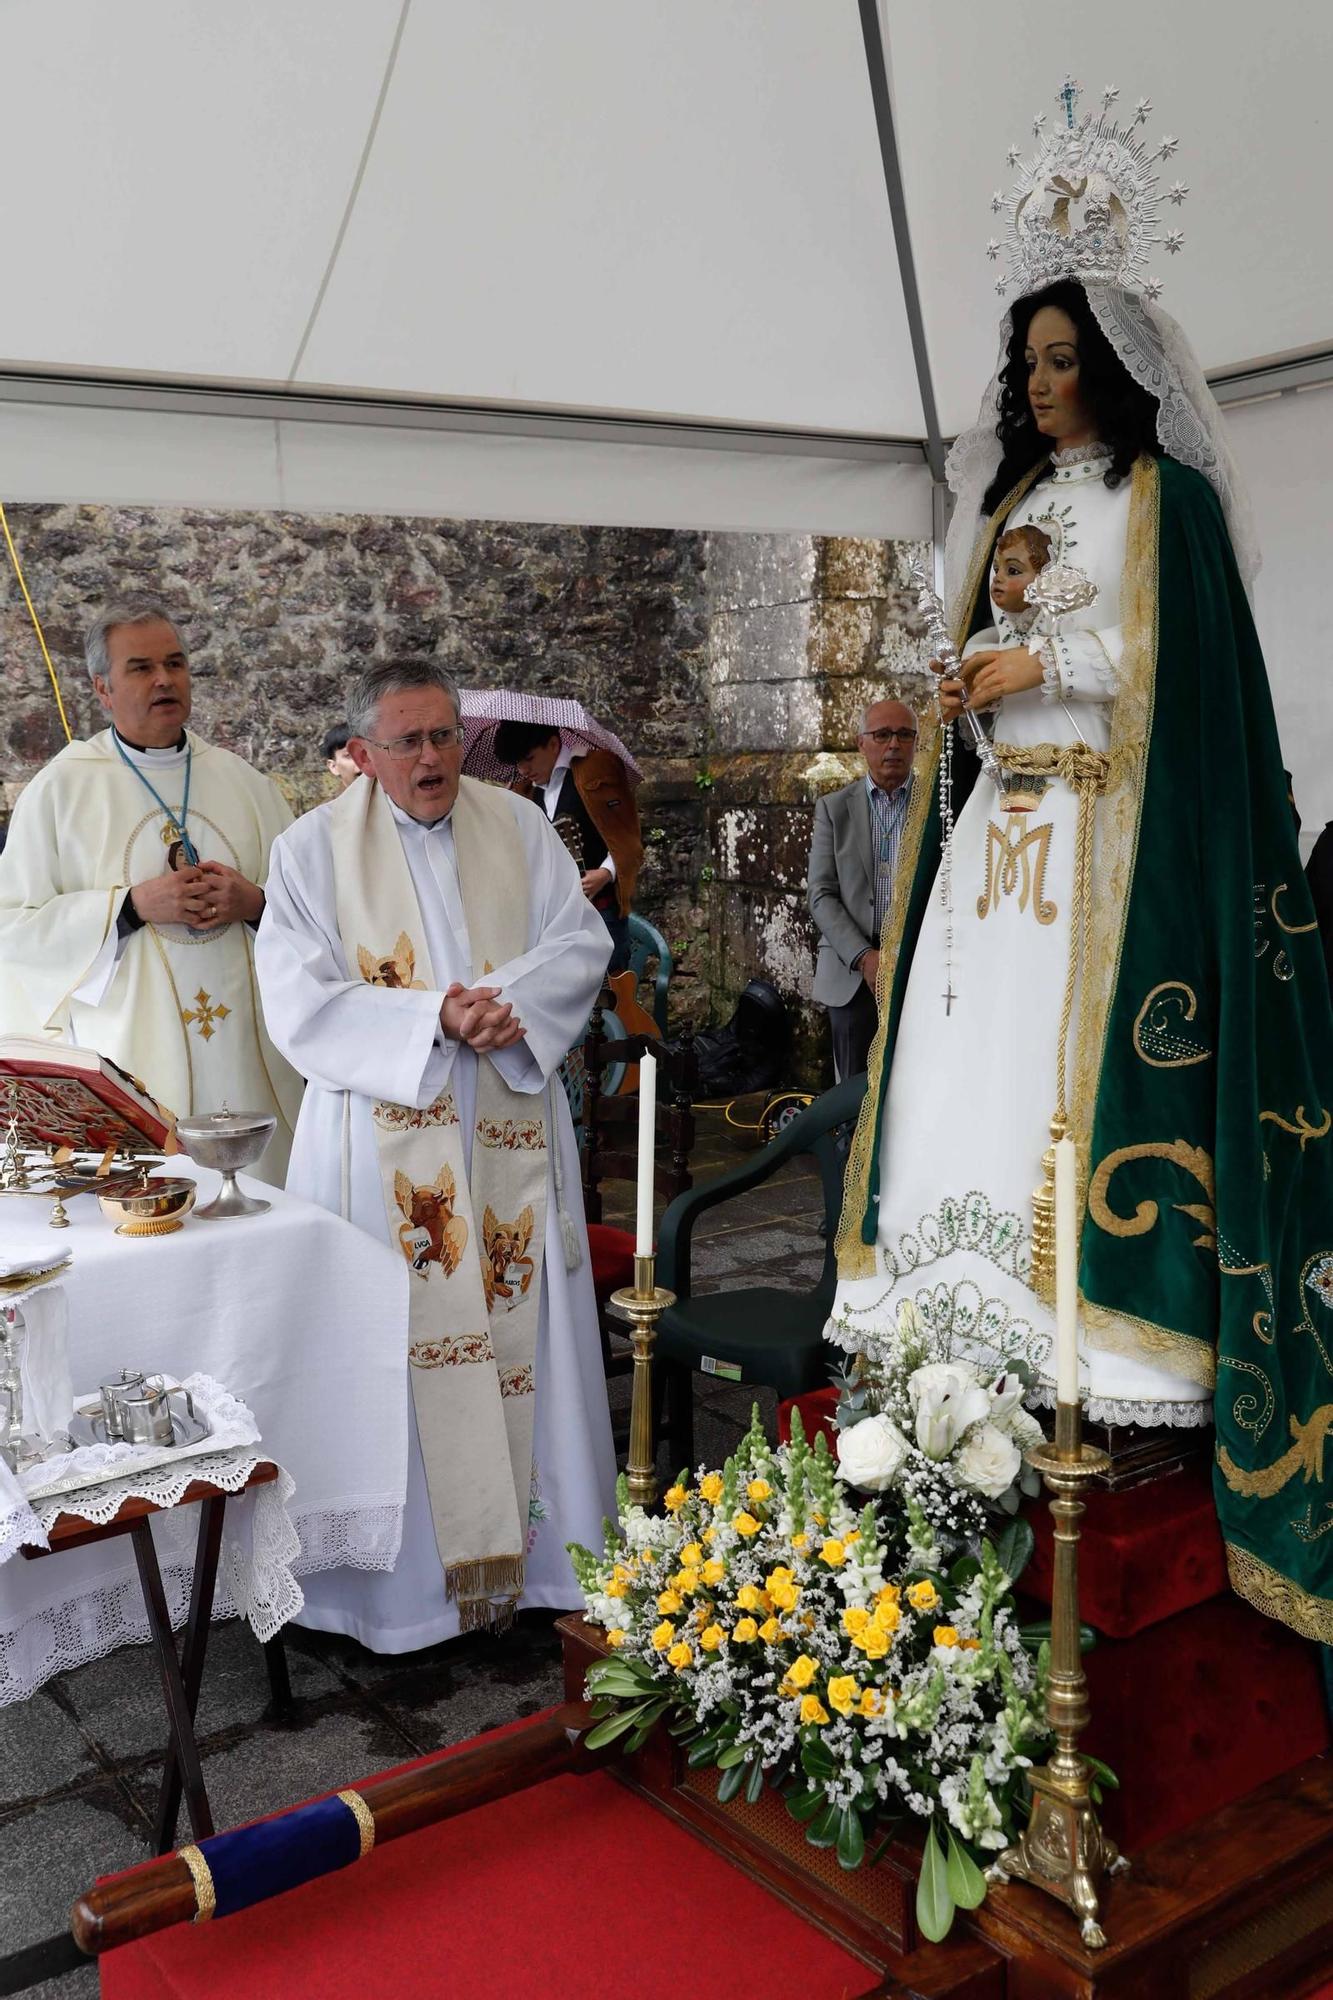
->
[0, 0, 1329, 818]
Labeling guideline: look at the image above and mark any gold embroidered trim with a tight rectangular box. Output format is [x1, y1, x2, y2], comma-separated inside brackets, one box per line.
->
[835, 462, 1048, 1281]
[1081, 1297, 1216, 1386]
[1087, 1139, 1216, 1245]
[1225, 1542, 1333, 1644]
[1271, 883, 1318, 936]
[977, 818, 1057, 925]
[177, 1842, 216, 1923]
[337, 1789, 376, 1860]
[1217, 1406, 1333, 1499]
[1260, 1106, 1331, 1151]
[1132, 981, 1211, 1068]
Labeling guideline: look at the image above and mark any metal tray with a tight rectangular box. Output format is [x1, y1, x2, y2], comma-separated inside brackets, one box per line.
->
[69, 1401, 212, 1451]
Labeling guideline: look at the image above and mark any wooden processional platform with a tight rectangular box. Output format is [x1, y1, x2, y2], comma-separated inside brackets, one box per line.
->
[558, 1619, 1333, 2000]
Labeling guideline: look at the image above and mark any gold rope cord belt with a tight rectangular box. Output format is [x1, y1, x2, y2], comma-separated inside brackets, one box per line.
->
[992, 742, 1112, 1303]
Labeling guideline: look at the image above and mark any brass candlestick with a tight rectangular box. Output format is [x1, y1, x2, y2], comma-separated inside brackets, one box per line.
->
[610, 1252, 675, 1509]
[988, 1399, 1127, 1949]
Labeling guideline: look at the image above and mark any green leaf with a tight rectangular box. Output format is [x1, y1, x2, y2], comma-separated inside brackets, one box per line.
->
[745, 1756, 766, 1806]
[785, 1785, 827, 1824]
[584, 1706, 650, 1750]
[993, 1517, 1035, 1583]
[949, 1554, 982, 1587]
[1085, 1755, 1120, 1791]
[836, 1807, 866, 1872]
[945, 1829, 987, 1911]
[716, 1760, 748, 1805]
[806, 1801, 842, 1849]
[686, 1735, 722, 1769]
[916, 1825, 956, 1943]
[716, 1742, 751, 1769]
[801, 1739, 836, 1781]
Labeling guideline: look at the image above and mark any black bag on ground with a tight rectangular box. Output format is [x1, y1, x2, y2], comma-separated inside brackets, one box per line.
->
[664, 979, 789, 1099]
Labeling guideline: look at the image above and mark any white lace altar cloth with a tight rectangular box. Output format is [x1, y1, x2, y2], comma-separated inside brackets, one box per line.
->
[0, 1159, 409, 1699]
[0, 1377, 303, 1703]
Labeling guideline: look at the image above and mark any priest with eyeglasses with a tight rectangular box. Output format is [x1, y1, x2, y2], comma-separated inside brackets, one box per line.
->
[254, 657, 616, 1649]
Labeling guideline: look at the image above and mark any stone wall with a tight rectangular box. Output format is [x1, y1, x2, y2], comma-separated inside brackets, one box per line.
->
[0, 503, 926, 1086]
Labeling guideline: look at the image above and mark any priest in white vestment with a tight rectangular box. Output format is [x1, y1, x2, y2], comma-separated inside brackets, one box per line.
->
[254, 658, 617, 1650]
[0, 600, 301, 1182]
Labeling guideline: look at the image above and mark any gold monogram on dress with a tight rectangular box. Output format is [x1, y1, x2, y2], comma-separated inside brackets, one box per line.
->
[977, 818, 1057, 925]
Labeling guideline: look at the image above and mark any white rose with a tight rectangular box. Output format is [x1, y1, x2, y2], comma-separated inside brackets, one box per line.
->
[836, 1413, 911, 1493]
[987, 1369, 1026, 1421]
[908, 1362, 991, 1460]
[954, 1422, 1023, 1500]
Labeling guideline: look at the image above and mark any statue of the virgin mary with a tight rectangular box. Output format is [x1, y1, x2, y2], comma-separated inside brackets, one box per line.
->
[829, 84, 1333, 1645]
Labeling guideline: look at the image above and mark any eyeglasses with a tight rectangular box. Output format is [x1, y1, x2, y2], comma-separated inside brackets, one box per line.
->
[361, 726, 466, 761]
[862, 727, 917, 746]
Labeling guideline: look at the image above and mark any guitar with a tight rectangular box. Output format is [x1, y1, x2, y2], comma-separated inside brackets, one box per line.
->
[606, 969, 660, 1094]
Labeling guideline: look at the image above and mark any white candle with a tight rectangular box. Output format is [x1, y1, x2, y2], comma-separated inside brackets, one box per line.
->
[635, 1051, 657, 1257]
[1054, 1133, 1079, 1404]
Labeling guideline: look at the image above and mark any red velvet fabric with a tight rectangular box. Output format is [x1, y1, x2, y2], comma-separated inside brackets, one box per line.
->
[778, 1387, 840, 1451]
[1079, 1591, 1329, 1851]
[586, 1221, 635, 1300]
[100, 1720, 877, 2000]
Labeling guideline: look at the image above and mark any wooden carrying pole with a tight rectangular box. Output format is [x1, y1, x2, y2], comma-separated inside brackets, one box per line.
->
[71, 1700, 609, 1956]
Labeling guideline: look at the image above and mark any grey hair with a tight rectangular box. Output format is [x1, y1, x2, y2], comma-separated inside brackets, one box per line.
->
[345, 659, 462, 741]
[84, 599, 185, 686]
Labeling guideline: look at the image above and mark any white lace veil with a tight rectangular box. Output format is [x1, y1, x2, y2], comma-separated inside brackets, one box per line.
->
[942, 283, 1261, 622]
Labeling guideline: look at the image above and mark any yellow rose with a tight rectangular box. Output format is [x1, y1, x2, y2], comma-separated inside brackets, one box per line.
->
[791, 1531, 809, 1551]
[933, 1625, 961, 1649]
[701, 1558, 726, 1587]
[877, 1584, 901, 1610]
[605, 1577, 628, 1599]
[907, 1580, 941, 1613]
[736, 1583, 765, 1613]
[873, 1601, 902, 1636]
[812, 1510, 827, 1527]
[747, 1478, 771, 1504]
[758, 1616, 785, 1644]
[676, 1568, 701, 1595]
[858, 1687, 883, 1718]
[732, 1512, 761, 1538]
[844, 1529, 860, 1546]
[700, 1472, 725, 1505]
[667, 1641, 694, 1671]
[679, 1542, 703, 1569]
[766, 1565, 795, 1591]
[785, 1653, 818, 1689]
[858, 1626, 890, 1660]
[766, 1567, 800, 1610]
[827, 1675, 860, 1716]
[819, 1538, 846, 1568]
[606, 1628, 626, 1648]
[652, 1620, 675, 1650]
[732, 1616, 759, 1643]
[701, 1526, 717, 1545]
[699, 1623, 725, 1653]
[657, 1589, 684, 1615]
[960, 1636, 982, 1652]
[664, 1484, 688, 1513]
[799, 1695, 830, 1727]
[842, 1606, 871, 1638]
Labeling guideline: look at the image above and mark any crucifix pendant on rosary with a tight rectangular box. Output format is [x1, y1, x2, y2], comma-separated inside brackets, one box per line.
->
[942, 981, 957, 1016]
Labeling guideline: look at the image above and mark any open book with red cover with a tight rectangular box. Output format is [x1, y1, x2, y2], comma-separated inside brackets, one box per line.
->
[0, 1038, 177, 1157]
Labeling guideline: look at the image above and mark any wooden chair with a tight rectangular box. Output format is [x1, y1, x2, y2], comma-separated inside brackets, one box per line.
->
[581, 996, 697, 1375]
[654, 1071, 868, 1468]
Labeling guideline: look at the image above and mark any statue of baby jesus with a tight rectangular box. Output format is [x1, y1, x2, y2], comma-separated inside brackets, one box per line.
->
[938, 523, 1054, 721]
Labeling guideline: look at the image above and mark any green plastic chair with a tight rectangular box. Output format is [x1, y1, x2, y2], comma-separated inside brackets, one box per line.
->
[625, 913, 674, 1037]
[654, 1071, 868, 1468]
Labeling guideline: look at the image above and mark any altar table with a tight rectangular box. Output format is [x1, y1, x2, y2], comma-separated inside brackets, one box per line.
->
[0, 1160, 409, 1701]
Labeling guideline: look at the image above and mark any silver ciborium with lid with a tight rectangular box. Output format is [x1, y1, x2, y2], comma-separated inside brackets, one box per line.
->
[175, 1109, 276, 1220]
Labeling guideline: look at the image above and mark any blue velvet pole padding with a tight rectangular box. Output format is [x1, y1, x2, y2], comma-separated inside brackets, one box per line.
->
[198, 1793, 367, 1918]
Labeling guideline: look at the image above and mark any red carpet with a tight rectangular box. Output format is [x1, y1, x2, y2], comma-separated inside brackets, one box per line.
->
[100, 1721, 876, 1999]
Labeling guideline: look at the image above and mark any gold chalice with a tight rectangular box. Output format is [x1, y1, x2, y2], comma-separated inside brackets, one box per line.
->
[97, 1176, 197, 1239]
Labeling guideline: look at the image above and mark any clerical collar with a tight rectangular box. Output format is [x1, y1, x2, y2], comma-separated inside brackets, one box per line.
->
[112, 726, 188, 763]
[385, 792, 453, 834]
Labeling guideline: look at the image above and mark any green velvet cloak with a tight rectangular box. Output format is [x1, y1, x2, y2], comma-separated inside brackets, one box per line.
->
[837, 454, 1333, 1643]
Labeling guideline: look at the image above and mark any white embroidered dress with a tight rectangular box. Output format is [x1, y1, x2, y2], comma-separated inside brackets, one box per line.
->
[831, 450, 1211, 1425]
[255, 790, 618, 1651]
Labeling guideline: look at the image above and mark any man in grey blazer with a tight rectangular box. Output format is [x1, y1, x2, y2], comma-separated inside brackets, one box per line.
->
[807, 698, 918, 1079]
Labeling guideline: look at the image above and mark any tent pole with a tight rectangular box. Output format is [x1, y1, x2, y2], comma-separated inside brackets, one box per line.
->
[857, 0, 946, 486]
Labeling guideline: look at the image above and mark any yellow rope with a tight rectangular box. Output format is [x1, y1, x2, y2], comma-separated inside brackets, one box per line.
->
[0, 501, 71, 743]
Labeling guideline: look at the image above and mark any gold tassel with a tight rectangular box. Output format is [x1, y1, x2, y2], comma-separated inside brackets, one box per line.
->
[446, 1554, 525, 1632]
[1030, 1115, 1064, 1308]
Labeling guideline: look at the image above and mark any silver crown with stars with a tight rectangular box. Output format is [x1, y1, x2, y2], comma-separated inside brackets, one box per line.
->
[987, 78, 1188, 302]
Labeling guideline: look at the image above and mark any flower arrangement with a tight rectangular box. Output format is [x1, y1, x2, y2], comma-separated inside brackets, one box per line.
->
[829, 1299, 1045, 1540]
[568, 1406, 1049, 1942]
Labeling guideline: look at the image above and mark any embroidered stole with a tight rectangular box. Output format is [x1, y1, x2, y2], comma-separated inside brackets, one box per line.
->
[330, 776, 546, 1631]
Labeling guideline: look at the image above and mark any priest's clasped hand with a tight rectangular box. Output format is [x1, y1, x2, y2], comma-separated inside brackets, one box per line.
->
[128, 865, 213, 928]
[191, 861, 266, 929]
[440, 981, 527, 1052]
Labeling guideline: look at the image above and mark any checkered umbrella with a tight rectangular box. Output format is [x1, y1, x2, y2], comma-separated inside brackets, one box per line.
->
[458, 689, 642, 785]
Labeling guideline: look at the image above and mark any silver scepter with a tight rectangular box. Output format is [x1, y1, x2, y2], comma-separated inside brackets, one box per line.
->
[908, 560, 1001, 787]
